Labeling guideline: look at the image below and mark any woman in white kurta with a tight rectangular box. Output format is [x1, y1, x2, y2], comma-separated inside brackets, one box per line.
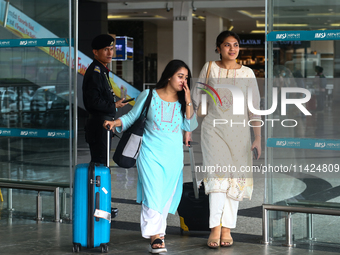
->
[104, 60, 198, 254]
[191, 31, 262, 248]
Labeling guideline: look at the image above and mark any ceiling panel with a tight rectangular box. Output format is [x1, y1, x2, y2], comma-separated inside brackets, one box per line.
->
[98, 0, 340, 34]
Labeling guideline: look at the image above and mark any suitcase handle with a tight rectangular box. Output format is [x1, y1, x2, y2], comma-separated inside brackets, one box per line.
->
[95, 192, 100, 222]
[188, 141, 199, 199]
[107, 125, 110, 167]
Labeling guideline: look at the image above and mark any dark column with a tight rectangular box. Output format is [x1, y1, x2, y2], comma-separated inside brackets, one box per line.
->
[333, 41, 340, 101]
[79, 0, 108, 58]
[334, 41, 340, 78]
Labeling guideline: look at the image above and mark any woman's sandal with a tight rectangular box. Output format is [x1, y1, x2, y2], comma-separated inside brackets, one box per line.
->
[207, 238, 220, 249]
[149, 238, 167, 254]
[220, 238, 233, 247]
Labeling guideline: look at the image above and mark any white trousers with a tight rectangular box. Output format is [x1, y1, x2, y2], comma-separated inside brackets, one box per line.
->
[209, 192, 239, 229]
[140, 191, 174, 239]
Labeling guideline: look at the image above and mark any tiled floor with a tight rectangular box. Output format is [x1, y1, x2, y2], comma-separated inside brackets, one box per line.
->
[0, 217, 340, 254]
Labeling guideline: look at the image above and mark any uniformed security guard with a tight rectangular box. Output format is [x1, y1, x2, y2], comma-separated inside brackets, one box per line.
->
[83, 34, 128, 164]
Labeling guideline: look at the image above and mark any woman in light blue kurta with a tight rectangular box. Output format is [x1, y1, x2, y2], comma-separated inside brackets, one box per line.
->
[104, 60, 198, 254]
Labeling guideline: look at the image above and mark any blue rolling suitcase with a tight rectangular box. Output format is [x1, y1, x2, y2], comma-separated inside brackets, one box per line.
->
[72, 130, 111, 253]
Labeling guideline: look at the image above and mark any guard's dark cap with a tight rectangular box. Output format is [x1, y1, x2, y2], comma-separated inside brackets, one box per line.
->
[315, 65, 323, 73]
[91, 34, 115, 50]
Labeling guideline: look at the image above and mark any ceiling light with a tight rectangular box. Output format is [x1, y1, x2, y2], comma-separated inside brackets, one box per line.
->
[256, 20, 308, 27]
[307, 13, 339, 16]
[238, 10, 265, 18]
[108, 15, 130, 19]
[192, 13, 205, 21]
[284, 8, 310, 12]
[108, 14, 166, 20]
[250, 30, 265, 34]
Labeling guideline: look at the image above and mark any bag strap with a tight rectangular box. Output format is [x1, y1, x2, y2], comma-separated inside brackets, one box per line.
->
[114, 89, 153, 140]
[205, 61, 212, 85]
[141, 88, 153, 117]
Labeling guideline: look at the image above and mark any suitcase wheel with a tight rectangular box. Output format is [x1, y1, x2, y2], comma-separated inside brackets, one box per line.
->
[101, 244, 109, 253]
[72, 244, 80, 253]
[111, 207, 118, 220]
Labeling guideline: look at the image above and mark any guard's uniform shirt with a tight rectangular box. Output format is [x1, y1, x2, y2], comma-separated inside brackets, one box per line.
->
[83, 59, 116, 118]
[82, 59, 116, 164]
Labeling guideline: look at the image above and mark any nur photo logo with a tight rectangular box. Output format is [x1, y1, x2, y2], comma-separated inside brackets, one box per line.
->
[196, 82, 222, 115]
[197, 81, 312, 127]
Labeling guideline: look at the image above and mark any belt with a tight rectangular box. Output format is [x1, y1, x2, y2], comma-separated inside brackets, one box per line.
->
[88, 114, 114, 121]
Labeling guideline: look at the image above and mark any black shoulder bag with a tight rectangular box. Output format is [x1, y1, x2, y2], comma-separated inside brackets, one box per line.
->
[113, 89, 153, 168]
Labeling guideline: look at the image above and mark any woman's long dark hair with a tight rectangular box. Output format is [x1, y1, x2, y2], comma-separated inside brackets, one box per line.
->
[215, 30, 241, 59]
[155, 59, 191, 117]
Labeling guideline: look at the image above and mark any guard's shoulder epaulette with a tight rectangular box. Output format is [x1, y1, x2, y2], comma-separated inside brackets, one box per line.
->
[94, 66, 101, 73]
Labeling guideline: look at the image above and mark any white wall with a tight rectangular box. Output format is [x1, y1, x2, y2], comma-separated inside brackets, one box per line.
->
[192, 31, 206, 78]
[310, 41, 334, 54]
[205, 13, 223, 62]
[157, 26, 206, 80]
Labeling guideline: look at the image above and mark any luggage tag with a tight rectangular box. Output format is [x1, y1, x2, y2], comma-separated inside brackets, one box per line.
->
[102, 187, 108, 194]
[94, 209, 111, 222]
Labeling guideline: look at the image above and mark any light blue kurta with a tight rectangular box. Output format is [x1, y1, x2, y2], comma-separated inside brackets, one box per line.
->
[116, 89, 198, 214]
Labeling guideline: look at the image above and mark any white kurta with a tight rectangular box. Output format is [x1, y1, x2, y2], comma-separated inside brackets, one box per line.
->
[192, 61, 261, 201]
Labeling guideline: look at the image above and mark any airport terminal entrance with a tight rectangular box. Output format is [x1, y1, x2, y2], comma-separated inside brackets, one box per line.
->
[0, 0, 75, 221]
